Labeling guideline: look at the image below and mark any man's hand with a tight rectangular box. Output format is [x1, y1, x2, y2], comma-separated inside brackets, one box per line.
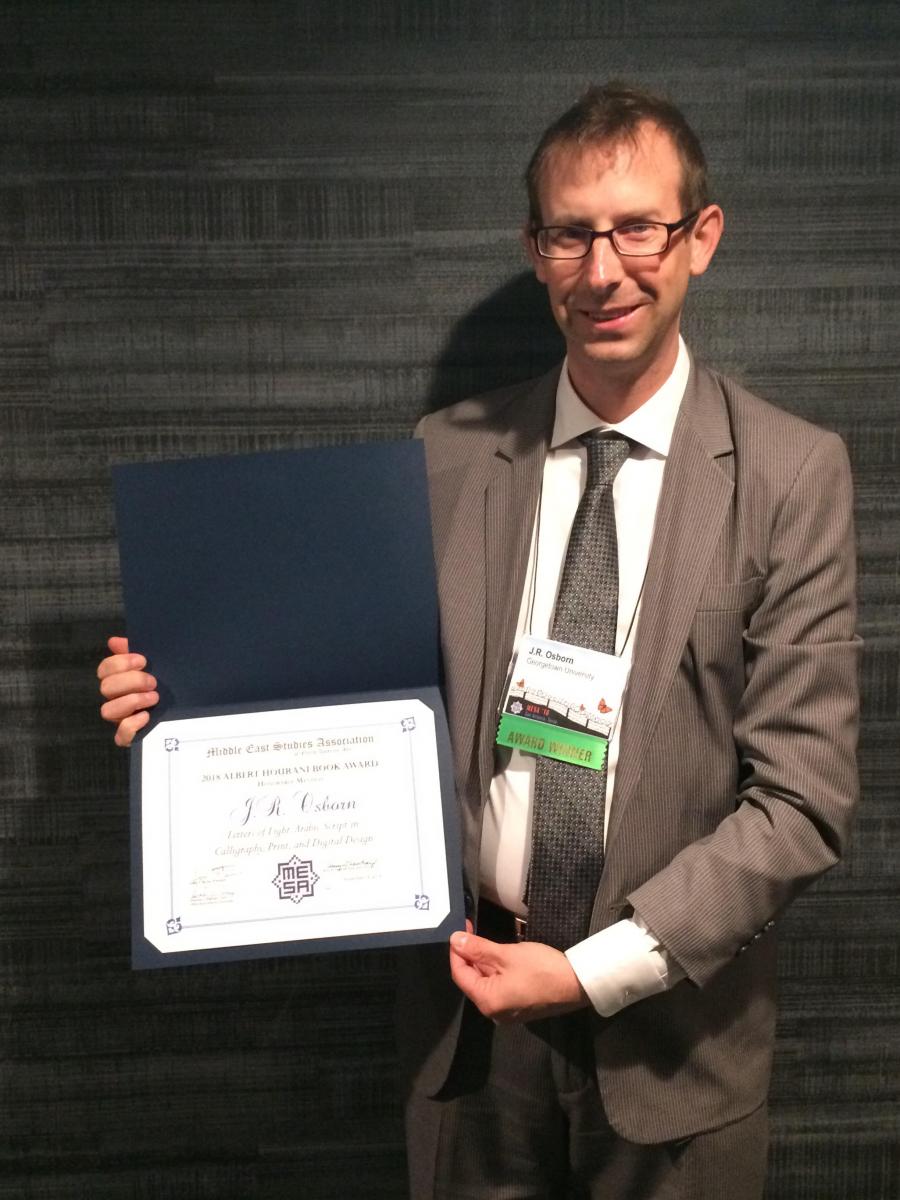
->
[449, 929, 590, 1024]
[97, 636, 159, 746]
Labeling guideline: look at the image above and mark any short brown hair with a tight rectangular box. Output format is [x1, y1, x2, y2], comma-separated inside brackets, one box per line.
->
[525, 81, 709, 227]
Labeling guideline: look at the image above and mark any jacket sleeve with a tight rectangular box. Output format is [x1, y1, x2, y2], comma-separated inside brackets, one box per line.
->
[627, 430, 861, 987]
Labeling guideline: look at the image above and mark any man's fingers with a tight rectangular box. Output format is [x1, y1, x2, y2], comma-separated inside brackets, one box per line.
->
[98, 668, 156, 701]
[449, 950, 519, 1023]
[97, 654, 148, 682]
[449, 945, 494, 997]
[449, 934, 499, 995]
[450, 931, 487, 961]
[100, 690, 160, 725]
[114, 710, 151, 748]
[97, 636, 157, 748]
[449, 932, 506, 972]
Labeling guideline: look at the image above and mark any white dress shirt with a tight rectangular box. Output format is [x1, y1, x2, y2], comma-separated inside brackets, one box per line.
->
[479, 338, 691, 1016]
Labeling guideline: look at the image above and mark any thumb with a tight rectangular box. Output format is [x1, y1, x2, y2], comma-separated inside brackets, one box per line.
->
[449, 931, 501, 965]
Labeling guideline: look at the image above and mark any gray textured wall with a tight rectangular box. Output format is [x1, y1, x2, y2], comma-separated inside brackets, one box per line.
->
[1, 3, 897, 1197]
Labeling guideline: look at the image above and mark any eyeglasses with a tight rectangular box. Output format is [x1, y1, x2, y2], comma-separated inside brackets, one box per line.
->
[533, 211, 700, 259]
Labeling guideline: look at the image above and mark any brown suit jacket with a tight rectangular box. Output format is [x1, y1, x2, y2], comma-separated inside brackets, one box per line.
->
[401, 357, 859, 1143]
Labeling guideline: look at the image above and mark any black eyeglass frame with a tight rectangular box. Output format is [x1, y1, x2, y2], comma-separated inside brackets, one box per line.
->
[532, 210, 701, 259]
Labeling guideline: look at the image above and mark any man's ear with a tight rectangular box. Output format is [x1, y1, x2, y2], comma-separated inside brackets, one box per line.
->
[689, 204, 724, 278]
[521, 223, 549, 284]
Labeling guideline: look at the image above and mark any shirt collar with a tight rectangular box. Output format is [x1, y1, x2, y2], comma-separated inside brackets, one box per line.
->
[550, 336, 689, 457]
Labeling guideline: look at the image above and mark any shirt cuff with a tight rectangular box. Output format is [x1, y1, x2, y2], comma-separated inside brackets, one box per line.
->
[564, 916, 686, 1017]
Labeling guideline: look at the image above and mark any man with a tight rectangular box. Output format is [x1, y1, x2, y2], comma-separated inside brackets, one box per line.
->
[98, 84, 859, 1198]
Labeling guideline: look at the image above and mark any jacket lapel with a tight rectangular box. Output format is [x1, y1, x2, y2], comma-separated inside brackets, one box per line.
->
[477, 375, 557, 799]
[604, 363, 735, 856]
[432, 371, 556, 885]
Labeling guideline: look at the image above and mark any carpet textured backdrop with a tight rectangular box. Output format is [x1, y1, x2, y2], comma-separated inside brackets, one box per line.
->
[1, 3, 897, 1197]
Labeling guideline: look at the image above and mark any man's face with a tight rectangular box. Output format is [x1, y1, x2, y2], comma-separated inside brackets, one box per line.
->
[527, 122, 721, 400]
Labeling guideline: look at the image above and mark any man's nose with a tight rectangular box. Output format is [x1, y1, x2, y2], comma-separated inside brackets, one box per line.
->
[581, 234, 624, 286]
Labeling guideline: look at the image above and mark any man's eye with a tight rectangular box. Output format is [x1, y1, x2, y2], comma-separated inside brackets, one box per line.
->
[618, 223, 655, 237]
[551, 226, 589, 244]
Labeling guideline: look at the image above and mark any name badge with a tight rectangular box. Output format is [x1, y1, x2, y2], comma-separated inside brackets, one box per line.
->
[495, 636, 629, 771]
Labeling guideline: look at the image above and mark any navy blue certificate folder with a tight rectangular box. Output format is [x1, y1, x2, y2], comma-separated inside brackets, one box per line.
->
[113, 441, 440, 712]
[112, 441, 463, 968]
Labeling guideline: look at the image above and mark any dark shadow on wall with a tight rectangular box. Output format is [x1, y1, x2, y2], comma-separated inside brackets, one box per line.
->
[424, 270, 563, 413]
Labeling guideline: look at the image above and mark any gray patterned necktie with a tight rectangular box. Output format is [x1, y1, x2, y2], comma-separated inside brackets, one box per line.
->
[526, 431, 630, 950]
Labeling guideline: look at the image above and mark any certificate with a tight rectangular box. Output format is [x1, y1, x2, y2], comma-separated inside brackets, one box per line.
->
[133, 689, 462, 967]
[114, 441, 463, 968]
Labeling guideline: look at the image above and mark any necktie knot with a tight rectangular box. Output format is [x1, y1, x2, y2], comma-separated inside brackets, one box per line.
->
[581, 431, 630, 489]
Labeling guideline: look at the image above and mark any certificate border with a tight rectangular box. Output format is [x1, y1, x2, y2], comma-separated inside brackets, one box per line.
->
[160, 714, 426, 940]
[130, 686, 464, 969]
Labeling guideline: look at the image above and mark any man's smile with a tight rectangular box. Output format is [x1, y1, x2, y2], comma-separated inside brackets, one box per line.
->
[575, 302, 645, 329]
